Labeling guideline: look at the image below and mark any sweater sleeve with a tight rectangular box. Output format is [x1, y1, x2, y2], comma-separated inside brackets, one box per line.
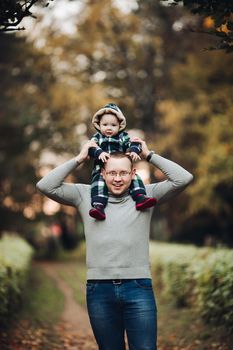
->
[146, 154, 194, 205]
[36, 158, 82, 207]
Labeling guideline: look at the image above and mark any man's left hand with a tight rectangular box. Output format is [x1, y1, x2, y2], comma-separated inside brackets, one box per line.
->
[130, 137, 151, 160]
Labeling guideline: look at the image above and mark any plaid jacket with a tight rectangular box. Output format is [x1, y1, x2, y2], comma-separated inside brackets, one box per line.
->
[88, 131, 141, 173]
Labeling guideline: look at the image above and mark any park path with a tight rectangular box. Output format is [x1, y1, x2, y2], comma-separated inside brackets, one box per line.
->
[37, 261, 98, 349]
[25, 262, 230, 350]
[1, 260, 229, 349]
[39, 261, 92, 335]
[38, 261, 134, 350]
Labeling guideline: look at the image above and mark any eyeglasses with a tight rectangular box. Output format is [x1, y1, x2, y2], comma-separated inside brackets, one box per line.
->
[105, 171, 132, 178]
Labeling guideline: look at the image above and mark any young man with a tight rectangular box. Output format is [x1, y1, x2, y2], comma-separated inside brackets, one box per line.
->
[36, 138, 193, 350]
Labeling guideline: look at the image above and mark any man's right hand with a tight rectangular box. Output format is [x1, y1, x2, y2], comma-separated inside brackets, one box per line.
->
[75, 140, 98, 164]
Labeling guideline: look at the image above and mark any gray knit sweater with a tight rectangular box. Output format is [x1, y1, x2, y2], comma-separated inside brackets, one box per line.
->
[36, 154, 193, 280]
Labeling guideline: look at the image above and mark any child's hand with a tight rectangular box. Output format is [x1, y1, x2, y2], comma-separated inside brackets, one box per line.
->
[99, 152, 110, 163]
[130, 137, 151, 160]
[129, 152, 141, 162]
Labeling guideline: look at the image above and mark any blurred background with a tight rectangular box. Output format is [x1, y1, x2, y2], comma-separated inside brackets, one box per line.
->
[1, 0, 233, 257]
[1, 3, 233, 346]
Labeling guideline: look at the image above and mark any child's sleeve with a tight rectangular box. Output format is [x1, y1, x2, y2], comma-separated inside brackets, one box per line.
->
[88, 133, 104, 159]
[120, 132, 141, 154]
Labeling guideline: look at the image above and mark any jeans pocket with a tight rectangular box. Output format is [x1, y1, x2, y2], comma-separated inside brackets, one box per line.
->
[134, 278, 153, 290]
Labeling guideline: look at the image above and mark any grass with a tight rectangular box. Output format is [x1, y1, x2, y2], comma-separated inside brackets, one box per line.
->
[57, 261, 87, 307]
[54, 240, 86, 263]
[0, 264, 66, 350]
[19, 264, 65, 325]
[53, 242, 88, 306]
[154, 279, 232, 350]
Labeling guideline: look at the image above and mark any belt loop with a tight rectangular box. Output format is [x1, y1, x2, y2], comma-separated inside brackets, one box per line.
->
[113, 279, 122, 284]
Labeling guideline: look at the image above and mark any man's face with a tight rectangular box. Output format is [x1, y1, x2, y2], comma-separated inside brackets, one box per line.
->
[102, 157, 136, 196]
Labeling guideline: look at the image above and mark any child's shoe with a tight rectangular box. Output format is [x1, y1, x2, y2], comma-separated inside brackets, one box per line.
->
[89, 203, 106, 220]
[135, 194, 157, 210]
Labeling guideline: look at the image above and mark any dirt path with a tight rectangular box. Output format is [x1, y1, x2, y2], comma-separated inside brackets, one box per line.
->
[29, 262, 230, 350]
[37, 261, 98, 349]
[37, 261, 131, 350]
[39, 261, 92, 335]
[1, 260, 230, 350]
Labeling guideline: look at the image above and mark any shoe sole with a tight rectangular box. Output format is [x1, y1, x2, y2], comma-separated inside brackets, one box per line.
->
[136, 198, 157, 210]
[89, 208, 106, 220]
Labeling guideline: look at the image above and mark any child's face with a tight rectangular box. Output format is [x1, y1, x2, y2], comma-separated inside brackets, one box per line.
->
[99, 114, 120, 137]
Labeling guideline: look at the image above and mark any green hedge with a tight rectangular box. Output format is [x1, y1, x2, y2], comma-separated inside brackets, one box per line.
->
[150, 242, 233, 332]
[0, 233, 34, 324]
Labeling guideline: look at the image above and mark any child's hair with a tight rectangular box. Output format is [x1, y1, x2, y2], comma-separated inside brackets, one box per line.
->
[102, 152, 133, 169]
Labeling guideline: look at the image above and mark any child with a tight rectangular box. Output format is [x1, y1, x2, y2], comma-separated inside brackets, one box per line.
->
[88, 103, 157, 220]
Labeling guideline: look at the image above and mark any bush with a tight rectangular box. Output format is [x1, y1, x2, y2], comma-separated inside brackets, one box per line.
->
[0, 233, 34, 325]
[193, 250, 233, 329]
[150, 241, 233, 332]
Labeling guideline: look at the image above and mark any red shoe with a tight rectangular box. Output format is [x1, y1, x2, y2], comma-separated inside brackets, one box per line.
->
[89, 204, 106, 220]
[135, 195, 157, 211]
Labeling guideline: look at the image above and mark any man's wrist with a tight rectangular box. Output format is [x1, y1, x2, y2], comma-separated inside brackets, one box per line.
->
[146, 151, 155, 162]
[75, 155, 83, 165]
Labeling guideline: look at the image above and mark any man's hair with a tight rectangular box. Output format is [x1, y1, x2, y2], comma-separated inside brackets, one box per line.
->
[102, 152, 133, 169]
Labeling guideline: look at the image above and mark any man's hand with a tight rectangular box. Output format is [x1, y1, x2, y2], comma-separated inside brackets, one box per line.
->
[98, 152, 110, 163]
[75, 140, 98, 164]
[130, 137, 151, 160]
[128, 151, 141, 162]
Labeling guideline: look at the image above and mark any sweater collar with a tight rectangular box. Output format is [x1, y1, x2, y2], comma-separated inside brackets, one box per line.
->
[108, 190, 129, 203]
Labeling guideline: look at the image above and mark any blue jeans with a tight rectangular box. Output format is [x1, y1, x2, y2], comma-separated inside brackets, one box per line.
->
[86, 278, 157, 350]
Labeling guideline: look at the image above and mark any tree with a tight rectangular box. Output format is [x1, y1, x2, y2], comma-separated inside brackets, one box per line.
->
[0, 0, 53, 32]
[0, 30, 93, 236]
[163, 0, 233, 52]
[3, 0, 230, 247]
[25, 0, 216, 245]
[0, 32, 54, 231]
[43, 0, 191, 133]
[156, 50, 233, 245]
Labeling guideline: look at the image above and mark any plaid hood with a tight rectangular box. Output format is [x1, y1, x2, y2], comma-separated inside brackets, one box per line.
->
[92, 103, 126, 132]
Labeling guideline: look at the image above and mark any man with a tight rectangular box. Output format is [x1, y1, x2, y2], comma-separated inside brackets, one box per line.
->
[36, 138, 193, 350]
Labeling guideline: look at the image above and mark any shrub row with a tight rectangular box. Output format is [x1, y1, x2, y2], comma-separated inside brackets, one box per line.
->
[150, 241, 233, 332]
[0, 233, 34, 325]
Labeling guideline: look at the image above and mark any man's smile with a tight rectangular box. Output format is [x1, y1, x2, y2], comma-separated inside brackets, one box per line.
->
[113, 184, 123, 188]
